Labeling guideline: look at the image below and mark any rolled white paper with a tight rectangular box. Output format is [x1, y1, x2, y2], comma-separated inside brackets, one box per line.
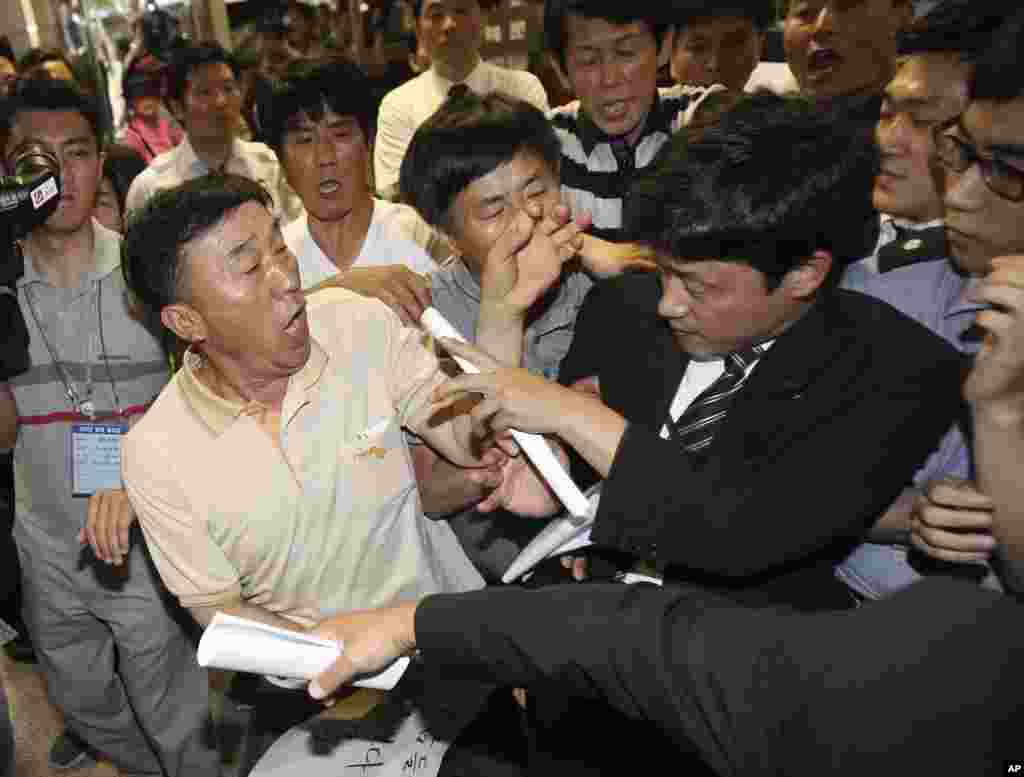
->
[502, 485, 601, 583]
[420, 307, 592, 522]
[197, 612, 409, 691]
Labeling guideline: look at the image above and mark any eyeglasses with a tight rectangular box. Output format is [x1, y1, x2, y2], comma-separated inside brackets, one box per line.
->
[933, 121, 1024, 202]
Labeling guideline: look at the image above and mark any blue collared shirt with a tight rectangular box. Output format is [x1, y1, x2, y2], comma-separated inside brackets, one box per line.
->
[838, 259, 997, 597]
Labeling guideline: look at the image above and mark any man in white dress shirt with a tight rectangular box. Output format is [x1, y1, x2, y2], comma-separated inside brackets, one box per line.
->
[126, 42, 301, 221]
[373, 0, 549, 199]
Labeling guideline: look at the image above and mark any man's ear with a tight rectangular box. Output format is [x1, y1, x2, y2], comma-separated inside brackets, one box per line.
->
[547, 52, 572, 95]
[161, 302, 206, 345]
[659, 27, 676, 69]
[895, 0, 914, 33]
[167, 96, 185, 124]
[782, 249, 832, 300]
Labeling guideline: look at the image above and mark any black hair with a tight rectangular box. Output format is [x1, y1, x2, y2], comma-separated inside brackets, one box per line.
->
[0, 77, 106, 152]
[412, 0, 500, 20]
[102, 144, 148, 218]
[122, 173, 273, 318]
[165, 42, 240, 104]
[898, 0, 1005, 59]
[257, 58, 374, 151]
[969, 8, 1024, 102]
[122, 55, 167, 103]
[399, 88, 562, 232]
[668, 0, 773, 35]
[139, 8, 182, 58]
[626, 93, 878, 289]
[0, 36, 15, 67]
[543, 0, 671, 70]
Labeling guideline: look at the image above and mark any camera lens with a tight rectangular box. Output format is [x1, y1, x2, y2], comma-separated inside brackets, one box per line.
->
[10, 141, 60, 182]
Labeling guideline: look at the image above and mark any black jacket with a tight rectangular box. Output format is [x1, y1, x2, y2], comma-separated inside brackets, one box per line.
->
[559, 272, 965, 608]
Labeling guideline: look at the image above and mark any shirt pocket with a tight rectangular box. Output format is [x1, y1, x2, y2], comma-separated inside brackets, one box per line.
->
[340, 415, 416, 506]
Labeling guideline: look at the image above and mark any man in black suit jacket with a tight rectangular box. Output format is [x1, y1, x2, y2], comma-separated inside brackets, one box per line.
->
[435, 94, 965, 611]
[307, 29, 1024, 776]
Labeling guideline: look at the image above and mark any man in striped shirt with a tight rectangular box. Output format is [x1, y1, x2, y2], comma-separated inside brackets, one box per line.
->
[1, 79, 218, 776]
[544, 0, 722, 242]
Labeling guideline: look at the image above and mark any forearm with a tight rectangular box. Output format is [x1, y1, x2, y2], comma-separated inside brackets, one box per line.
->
[972, 400, 1024, 594]
[189, 597, 305, 632]
[410, 444, 489, 517]
[475, 302, 525, 369]
[554, 389, 627, 478]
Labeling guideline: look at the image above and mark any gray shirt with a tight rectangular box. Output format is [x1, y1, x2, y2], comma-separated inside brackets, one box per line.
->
[429, 259, 593, 380]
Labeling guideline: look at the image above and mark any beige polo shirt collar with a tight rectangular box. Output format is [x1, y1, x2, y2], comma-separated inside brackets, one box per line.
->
[178, 337, 328, 437]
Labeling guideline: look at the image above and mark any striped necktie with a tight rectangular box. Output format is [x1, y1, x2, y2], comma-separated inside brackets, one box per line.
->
[671, 343, 768, 453]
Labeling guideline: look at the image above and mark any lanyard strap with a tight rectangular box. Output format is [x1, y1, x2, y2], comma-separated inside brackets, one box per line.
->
[22, 277, 122, 418]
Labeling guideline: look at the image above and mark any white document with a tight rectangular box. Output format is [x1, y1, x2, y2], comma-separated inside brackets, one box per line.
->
[502, 485, 602, 583]
[196, 612, 409, 691]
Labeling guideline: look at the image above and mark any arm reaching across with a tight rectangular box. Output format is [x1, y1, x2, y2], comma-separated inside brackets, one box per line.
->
[307, 265, 433, 327]
[428, 338, 626, 479]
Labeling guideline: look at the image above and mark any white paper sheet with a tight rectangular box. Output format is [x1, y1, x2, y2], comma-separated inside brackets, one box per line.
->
[502, 485, 602, 583]
[196, 612, 409, 691]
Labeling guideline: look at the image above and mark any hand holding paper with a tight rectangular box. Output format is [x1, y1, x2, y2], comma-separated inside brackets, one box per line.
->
[420, 308, 591, 524]
[197, 612, 409, 691]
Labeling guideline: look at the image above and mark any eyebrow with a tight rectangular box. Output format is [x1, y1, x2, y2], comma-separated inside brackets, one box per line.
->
[882, 96, 940, 112]
[957, 119, 1024, 160]
[577, 33, 648, 49]
[226, 216, 283, 261]
[62, 135, 96, 148]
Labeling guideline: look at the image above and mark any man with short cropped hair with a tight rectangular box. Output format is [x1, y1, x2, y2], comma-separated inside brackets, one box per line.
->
[668, 0, 772, 92]
[373, 0, 549, 199]
[908, 8, 1024, 582]
[125, 41, 300, 220]
[1, 77, 217, 777]
[835, 1, 1007, 600]
[783, 0, 912, 106]
[544, 0, 725, 242]
[303, 90, 1024, 777]
[120, 172, 567, 770]
[258, 59, 445, 325]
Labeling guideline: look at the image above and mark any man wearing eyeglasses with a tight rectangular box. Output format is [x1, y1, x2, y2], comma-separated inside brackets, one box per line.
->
[905, 8, 1024, 578]
[125, 42, 300, 221]
[831, 3, 1007, 602]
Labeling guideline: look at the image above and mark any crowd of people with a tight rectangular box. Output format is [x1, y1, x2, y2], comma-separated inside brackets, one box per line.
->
[1, 0, 1023, 775]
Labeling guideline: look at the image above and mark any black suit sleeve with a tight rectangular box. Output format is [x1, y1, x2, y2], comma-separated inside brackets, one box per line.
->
[594, 330, 964, 577]
[415, 580, 1024, 777]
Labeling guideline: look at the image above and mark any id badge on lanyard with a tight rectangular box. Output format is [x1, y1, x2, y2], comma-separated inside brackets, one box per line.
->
[69, 421, 128, 497]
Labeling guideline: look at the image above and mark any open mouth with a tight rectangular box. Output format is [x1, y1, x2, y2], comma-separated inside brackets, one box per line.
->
[807, 48, 841, 72]
[318, 179, 341, 196]
[598, 99, 631, 122]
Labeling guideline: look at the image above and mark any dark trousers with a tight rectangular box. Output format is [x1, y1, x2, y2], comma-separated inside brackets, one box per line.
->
[0, 452, 20, 628]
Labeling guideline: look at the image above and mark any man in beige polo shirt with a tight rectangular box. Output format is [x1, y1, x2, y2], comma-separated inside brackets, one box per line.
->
[116, 173, 532, 771]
